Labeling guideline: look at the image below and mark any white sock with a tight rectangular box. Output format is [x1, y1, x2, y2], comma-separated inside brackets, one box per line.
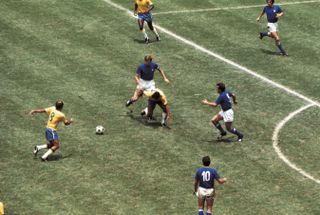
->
[42, 149, 53, 160]
[152, 27, 160, 37]
[141, 28, 148, 39]
[161, 113, 167, 124]
[37, 144, 48, 150]
[144, 107, 148, 115]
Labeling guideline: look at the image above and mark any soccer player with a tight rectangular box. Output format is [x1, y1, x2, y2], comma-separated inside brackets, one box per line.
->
[141, 88, 172, 126]
[256, 0, 288, 56]
[126, 55, 170, 107]
[194, 156, 227, 215]
[29, 100, 73, 161]
[134, 0, 160, 43]
[201, 82, 244, 142]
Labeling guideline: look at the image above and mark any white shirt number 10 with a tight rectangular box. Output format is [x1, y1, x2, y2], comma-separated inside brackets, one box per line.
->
[202, 171, 211, 182]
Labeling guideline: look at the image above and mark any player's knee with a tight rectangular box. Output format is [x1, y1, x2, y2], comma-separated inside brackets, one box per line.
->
[47, 142, 53, 149]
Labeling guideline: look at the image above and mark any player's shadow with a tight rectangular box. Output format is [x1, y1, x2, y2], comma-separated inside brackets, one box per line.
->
[47, 153, 73, 161]
[126, 111, 170, 129]
[133, 38, 156, 44]
[203, 137, 236, 144]
[260, 49, 279, 56]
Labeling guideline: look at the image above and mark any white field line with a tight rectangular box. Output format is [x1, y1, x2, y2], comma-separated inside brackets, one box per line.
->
[152, 0, 320, 15]
[103, 0, 320, 108]
[103, 0, 320, 184]
[272, 104, 320, 184]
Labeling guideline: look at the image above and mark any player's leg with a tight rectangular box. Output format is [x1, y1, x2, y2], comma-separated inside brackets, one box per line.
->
[271, 31, 287, 56]
[138, 18, 149, 43]
[205, 196, 214, 215]
[197, 196, 205, 215]
[146, 100, 156, 121]
[34, 128, 54, 156]
[157, 102, 168, 126]
[41, 140, 60, 161]
[146, 21, 160, 41]
[126, 86, 143, 107]
[225, 122, 244, 142]
[211, 114, 227, 138]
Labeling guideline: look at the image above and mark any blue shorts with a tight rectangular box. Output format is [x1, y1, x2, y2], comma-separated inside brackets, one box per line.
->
[45, 128, 59, 142]
[138, 12, 152, 23]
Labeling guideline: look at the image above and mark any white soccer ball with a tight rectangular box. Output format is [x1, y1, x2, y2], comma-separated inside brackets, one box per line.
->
[95, 125, 105, 135]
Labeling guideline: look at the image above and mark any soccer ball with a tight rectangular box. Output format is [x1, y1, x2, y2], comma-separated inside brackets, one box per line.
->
[95, 125, 105, 135]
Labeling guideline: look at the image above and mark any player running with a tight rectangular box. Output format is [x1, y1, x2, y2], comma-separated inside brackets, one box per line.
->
[134, 0, 160, 43]
[141, 88, 172, 126]
[126, 55, 170, 107]
[29, 100, 73, 161]
[194, 156, 227, 215]
[201, 82, 244, 142]
[256, 0, 288, 56]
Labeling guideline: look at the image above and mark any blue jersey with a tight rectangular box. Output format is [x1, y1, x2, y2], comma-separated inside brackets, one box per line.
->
[215, 90, 232, 111]
[195, 167, 221, 189]
[136, 62, 160, 81]
[263, 5, 282, 23]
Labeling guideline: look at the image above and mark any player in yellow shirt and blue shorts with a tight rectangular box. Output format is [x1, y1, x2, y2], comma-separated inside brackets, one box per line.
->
[29, 100, 73, 161]
[134, 0, 160, 43]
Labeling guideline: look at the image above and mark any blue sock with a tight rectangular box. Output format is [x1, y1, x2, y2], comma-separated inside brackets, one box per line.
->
[198, 209, 204, 215]
[261, 32, 269, 37]
[206, 212, 212, 215]
[230, 128, 243, 137]
[214, 122, 226, 134]
[276, 42, 287, 55]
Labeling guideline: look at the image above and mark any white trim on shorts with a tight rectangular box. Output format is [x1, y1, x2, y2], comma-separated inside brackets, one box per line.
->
[267, 22, 278, 32]
[219, 109, 234, 122]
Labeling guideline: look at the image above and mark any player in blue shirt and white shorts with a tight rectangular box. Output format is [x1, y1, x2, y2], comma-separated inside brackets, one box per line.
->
[202, 82, 244, 141]
[256, 0, 288, 56]
[126, 55, 170, 107]
[194, 156, 227, 215]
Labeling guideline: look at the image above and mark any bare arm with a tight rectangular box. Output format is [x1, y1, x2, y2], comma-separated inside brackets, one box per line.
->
[134, 3, 138, 15]
[276, 12, 284, 18]
[217, 177, 227, 184]
[164, 104, 172, 122]
[230, 93, 237, 105]
[147, 4, 154, 13]
[194, 179, 199, 194]
[256, 11, 265, 22]
[201, 99, 218, 107]
[158, 68, 170, 84]
[134, 74, 141, 85]
[64, 118, 74, 126]
[29, 109, 46, 116]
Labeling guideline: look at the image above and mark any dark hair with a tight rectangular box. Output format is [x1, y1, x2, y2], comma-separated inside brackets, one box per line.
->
[151, 91, 161, 100]
[216, 82, 225, 92]
[55, 100, 64, 110]
[267, 0, 275, 4]
[202, 156, 211, 166]
[144, 55, 153, 62]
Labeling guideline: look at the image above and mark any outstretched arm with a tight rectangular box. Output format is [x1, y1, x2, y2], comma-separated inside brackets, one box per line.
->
[29, 109, 46, 116]
[64, 118, 74, 126]
[276, 12, 284, 18]
[201, 99, 218, 107]
[217, 177, 227, 184]
[256, 11, 265, 22]
[158, 68, 170, 84]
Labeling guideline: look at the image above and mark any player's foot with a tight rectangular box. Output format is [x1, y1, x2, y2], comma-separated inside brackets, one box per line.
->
[237, 134, 244, 142]
[156, 35, 161, 41]
[259, 33, 263, 40]
[33, 146, 39, 157]
[147, 116, 155, 123]
[41, 157, 48, 162]
[280, 52, 288, 56]
[126, 99, 133, 107]
[217, 131, 227, 140]
[145, 38, 150, 44]
[141, 110, 146, 116]
[161, 122, 167, 127]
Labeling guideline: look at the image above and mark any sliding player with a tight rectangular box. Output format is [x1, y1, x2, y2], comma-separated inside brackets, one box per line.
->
[194, 156, 227, 215]
[141, 88, 171, 127]
[29, 100, 73, 161]
[256, 0, 288, 56]
[201, 82, 244, 142]
[126, 55, 170, 107]
[134, 0, 160, 43]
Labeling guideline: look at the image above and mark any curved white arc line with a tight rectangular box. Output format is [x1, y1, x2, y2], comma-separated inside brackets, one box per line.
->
[272, 104, 320, 184]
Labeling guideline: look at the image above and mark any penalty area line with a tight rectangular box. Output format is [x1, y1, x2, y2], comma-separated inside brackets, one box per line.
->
[272, 104, 320, 184]
[152, 0, 320, 15]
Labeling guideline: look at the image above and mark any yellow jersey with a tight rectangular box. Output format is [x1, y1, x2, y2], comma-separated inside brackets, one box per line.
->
[135, 0, 153, 13]
[144, 89, 168, 105]
[45, 106, 67, 130]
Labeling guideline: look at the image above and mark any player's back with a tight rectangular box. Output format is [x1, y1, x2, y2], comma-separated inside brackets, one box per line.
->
[45, 106, 66, 130]
[196, 167, 220, 189]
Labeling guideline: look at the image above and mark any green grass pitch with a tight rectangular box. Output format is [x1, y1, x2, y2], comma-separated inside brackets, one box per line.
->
[0, 0, 319, 214]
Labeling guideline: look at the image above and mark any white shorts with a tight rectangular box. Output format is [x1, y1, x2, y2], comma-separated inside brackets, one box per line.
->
[197, 187, 215, 199]
[267, 22, 278, 33]
[138, 79, 156, 91]
[219, 109, 234, 123]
